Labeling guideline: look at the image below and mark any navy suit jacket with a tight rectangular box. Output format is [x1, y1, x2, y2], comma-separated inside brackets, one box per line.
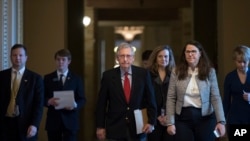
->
[44, 70, 86, 131]
[223, 69, 250, 124]
[0, 68, 44, 136]
[96, 65, 157, 139]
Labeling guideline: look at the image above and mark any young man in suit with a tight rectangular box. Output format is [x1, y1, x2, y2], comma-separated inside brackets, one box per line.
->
[44, 49, 86, 141]
[0, 44, 44, 141]
[96, 42, 157, 141]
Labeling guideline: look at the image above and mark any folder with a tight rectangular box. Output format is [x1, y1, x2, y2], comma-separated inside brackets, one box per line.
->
[134, 108, 148, 134]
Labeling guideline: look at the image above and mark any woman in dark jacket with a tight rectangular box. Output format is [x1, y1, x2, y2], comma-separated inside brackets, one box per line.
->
[147, 45, 176, 141]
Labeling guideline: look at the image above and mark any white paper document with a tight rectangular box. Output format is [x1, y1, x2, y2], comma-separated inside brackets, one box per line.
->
[134, 109, 148, 134]
[53, 90, 75, 110]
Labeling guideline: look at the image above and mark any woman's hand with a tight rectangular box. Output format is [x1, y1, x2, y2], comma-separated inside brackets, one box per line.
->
[158, 115, 167, 126]
[215, 123, 226, 137]
[167, 125, 176, 135]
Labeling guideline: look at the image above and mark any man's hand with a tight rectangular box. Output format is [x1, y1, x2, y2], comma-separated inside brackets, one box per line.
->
[96, 128, 106, 141]
[27, 125, 37, 138]
[48, 97, 59, 106]
[142, 123, 154, 134]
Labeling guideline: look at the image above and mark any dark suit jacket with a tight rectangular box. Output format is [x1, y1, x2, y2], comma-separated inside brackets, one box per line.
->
[0, 68, 44, 138]
[96, 65, 157, 139]
[44, 70, 86, 131]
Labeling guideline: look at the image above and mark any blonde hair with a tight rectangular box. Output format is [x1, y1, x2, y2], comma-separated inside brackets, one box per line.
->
[232, 45, 250, 62]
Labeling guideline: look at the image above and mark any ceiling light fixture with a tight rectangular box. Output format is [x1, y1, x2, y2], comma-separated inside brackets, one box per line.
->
[115, 26, 144, 41]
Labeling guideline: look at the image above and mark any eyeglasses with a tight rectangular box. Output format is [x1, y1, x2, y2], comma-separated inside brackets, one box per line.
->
[185, 50, 198, 55]
[118, 54, 133, 59]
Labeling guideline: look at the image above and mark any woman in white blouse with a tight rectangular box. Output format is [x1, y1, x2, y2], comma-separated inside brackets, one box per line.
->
[166, 40, 226, 141]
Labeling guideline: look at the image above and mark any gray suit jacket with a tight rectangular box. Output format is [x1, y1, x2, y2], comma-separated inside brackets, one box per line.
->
[166, 68, 225, 125]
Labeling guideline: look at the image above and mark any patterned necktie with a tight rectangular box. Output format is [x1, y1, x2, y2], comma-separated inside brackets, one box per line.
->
[124, 72, 131, 103]
[6, 71, 20, 117]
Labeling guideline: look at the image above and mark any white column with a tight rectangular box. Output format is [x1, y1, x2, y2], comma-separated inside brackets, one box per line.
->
[0, 0, 23, 70]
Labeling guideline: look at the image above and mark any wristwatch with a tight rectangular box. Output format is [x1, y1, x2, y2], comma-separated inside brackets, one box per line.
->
[218, 121, 226, 125]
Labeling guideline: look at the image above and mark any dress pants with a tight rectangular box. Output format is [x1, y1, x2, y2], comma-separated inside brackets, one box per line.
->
[2, 117, 19, 141]
[107, 125, 146, 141]
[174, 107, 216, 141]
[47, 127, 77, 141]
[147, 121, 175, 141]
[2, 116, 37, 141]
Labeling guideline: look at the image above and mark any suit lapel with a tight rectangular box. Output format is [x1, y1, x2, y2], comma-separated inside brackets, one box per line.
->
[113, 68, 127, 102]
[7, 69, 12, 91]
[130, 66, 137, 102]
[5, 69, 12, 99]
[16, 69, 29, 99]
[52, 71, 62, 90]
[63, 71, 72, 88]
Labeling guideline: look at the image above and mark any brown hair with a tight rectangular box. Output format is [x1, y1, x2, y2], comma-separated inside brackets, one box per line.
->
[148, 45, 175, 75]
[175, 40, 212, 80]
[54, 49, 72, 60]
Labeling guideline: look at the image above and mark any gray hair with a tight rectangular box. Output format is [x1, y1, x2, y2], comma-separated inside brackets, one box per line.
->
[116, 42, 135, 56]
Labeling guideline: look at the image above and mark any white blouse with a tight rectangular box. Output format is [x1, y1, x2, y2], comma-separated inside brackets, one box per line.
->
[183, 67, 201, 108]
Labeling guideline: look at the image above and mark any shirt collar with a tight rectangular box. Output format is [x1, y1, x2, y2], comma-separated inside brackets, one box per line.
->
[57, 69, 68, 77]
[120, 67, 132, 76]
[12, 67, 25, 75]
[188, 67, 198, 75]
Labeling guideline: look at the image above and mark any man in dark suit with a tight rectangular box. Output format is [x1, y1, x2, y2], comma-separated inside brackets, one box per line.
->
[44, 49, 86, 141]
[0, 44, 44, 141]
[96, 42, 157, 141]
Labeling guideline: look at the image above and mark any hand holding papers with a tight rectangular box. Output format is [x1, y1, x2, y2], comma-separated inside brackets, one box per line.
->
[53, 90, 75, 110]
[243, 90, 250, 104]
[134, 108, 148, 134]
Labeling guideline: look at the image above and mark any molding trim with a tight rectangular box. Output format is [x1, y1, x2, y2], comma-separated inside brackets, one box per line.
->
[0, 0, 23, 70]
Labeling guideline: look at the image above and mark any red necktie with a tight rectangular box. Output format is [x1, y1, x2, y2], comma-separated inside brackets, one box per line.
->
[124, 72, 130, 103]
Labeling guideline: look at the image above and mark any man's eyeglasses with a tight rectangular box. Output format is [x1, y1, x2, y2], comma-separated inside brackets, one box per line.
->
[185, 50, 198, 55]
[118, 54, 133, 59]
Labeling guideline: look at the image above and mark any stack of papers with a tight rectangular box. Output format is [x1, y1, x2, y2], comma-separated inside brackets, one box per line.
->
[53, 90, 75, 109]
